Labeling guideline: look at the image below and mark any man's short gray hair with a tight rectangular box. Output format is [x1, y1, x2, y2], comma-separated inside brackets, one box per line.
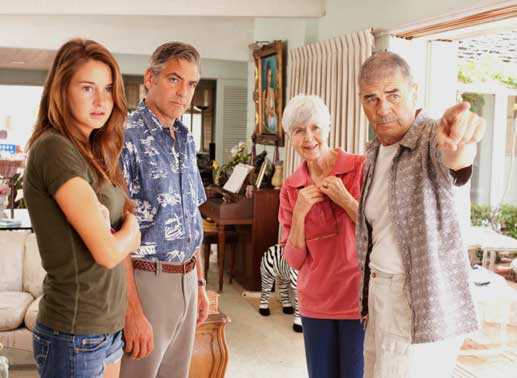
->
[282, 94, 331, 134]
[359, 51, 413, 84]
[149, 42, 200, 76]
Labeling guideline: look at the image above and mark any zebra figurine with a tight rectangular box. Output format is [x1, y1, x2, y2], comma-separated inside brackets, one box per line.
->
[259, 244, 302, 333]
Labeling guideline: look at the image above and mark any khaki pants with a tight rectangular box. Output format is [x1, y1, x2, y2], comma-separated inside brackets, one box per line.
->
[363, 271, 463, 378]
[121, 268, 197, 378]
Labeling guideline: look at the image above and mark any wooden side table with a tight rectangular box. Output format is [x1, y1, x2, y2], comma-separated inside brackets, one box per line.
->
[189, 312, 230, 378]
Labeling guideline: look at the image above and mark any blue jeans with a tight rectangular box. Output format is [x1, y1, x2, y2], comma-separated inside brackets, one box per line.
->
[33, 321, 124, 378]
[301, 317, 364, 378]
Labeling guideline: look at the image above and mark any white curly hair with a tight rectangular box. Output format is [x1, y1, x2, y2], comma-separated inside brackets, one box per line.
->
[282, 94, 331, 135]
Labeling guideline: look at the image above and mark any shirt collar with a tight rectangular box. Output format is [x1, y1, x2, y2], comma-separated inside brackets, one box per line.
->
[137, 99, 187, 136]
[365, 109, 427, 154]
[398, 109, 427, 151]
[287, 148, 356, 188]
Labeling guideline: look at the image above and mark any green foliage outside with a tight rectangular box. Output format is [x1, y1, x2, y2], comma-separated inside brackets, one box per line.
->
[461, 93, 485, 115]
[471, 203, 517, 239]
[458, 57, 517, 90]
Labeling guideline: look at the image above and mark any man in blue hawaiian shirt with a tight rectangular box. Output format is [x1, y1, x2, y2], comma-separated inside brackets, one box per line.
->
[120, 42, 208, 378]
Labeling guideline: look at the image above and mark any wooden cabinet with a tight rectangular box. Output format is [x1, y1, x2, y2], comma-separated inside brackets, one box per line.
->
[200, 188, 280, 291]
[232, 189, 280, 291]
[189, 313, 230, 378]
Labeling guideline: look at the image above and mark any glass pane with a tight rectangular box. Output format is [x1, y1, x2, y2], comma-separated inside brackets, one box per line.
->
[192, 114, 202, 152]
[0, 85, 43, 150]
[181, 113, 192, 132]
[465, 93, 494, 206]
[504, 96, 517, 206]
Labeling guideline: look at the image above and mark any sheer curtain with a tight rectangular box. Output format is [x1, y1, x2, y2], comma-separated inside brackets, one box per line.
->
[284, 29, 374, 177]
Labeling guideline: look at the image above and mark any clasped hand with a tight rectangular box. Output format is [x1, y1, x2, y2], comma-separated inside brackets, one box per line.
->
[293, 178, 351, 217]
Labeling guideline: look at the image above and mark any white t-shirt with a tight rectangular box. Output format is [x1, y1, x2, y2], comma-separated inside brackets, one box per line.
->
[364, 143, 405, 274]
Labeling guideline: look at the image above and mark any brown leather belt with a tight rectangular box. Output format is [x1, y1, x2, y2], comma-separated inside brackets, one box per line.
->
[132, 256, 197, 274]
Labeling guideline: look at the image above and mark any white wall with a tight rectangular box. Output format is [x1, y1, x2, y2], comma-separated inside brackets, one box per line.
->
[318, 0, 509, 41]
[116, 53, 247, 80]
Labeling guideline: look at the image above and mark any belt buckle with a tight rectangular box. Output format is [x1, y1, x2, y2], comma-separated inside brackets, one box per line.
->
[183, 256, 196, 274]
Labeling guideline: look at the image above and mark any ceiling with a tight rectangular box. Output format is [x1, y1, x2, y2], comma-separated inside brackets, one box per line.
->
[0, 0, 325, 18]
[0, 0, 324, 70]
[0, 48, 55, 71]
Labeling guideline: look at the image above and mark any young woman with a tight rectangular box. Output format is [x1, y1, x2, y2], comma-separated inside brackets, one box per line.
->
[23, 39, 141, 378]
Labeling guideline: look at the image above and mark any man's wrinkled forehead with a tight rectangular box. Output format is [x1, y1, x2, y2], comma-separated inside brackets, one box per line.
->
[359, 68, 412, 94]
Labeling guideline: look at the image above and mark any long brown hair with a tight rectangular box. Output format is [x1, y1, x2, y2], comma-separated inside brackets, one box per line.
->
[28, 38, 134, 212]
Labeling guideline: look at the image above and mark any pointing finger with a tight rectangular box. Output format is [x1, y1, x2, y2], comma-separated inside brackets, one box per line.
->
[459, 112, 477, 145]
[469, 118, 486, 144]
[446, 103, 470, 143]
[443, 102, 470, 124]
[437, 128, 458, 151]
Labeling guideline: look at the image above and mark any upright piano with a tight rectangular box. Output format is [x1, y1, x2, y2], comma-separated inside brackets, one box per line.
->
[200, 188, 280, 291]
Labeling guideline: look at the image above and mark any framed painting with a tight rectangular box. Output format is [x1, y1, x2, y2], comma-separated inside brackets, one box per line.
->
[253, 40, 286, 146]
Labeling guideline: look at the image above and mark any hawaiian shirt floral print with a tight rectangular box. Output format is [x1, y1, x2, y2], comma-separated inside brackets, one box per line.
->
[120, 100, 206, 263]
[356, 110, 479, 344]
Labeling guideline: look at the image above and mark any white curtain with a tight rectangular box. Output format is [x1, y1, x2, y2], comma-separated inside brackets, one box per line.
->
[284, 29, 374, 177]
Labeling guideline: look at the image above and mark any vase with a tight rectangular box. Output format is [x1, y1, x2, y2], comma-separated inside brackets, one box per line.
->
[271, 164, 283, 190]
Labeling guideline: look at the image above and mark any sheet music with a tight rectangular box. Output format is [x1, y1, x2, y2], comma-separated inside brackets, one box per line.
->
[223, 163, 254, 193]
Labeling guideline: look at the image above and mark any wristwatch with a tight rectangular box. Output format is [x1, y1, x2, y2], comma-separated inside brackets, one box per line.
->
[197, 279, 207, 287]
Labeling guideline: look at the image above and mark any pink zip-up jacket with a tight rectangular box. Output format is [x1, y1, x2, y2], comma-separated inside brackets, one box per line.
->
[279, 148, 365, 319]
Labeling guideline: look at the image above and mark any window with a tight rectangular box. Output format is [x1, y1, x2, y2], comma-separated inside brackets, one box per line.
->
[181, 111, 203, 152]
[0, 85, 43, 150]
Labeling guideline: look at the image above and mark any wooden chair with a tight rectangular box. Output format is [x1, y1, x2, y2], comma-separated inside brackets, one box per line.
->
[202, 218, 238, 292]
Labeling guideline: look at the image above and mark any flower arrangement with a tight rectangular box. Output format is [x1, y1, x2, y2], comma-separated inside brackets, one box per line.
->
[212, 142, 251, 186]
[0, 181, 8, 196]
[211, 160, 220, 185]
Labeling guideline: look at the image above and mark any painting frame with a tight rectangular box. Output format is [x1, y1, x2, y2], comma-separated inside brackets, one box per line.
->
[253, 40, 286, 147]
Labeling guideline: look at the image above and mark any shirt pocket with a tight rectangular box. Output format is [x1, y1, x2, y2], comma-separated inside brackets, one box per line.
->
[304, 203, 338, 242]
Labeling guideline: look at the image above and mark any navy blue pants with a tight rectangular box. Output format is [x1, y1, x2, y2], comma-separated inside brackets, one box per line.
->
[301, 317, 364, 378]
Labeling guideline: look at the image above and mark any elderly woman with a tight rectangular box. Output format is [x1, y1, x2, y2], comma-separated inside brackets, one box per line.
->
[279, 94, 365, 378]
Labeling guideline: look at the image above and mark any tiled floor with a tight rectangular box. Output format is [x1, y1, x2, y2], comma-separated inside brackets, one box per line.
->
[453, 280, 517, 378]
[206, 259, 307, 378]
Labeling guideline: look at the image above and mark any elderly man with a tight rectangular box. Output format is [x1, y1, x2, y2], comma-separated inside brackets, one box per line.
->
[119, 42, 208, 378]
[356, 52, 485, 378]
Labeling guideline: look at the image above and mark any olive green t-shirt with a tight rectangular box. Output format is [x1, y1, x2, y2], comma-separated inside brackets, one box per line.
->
[23, 130, 127, 334]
